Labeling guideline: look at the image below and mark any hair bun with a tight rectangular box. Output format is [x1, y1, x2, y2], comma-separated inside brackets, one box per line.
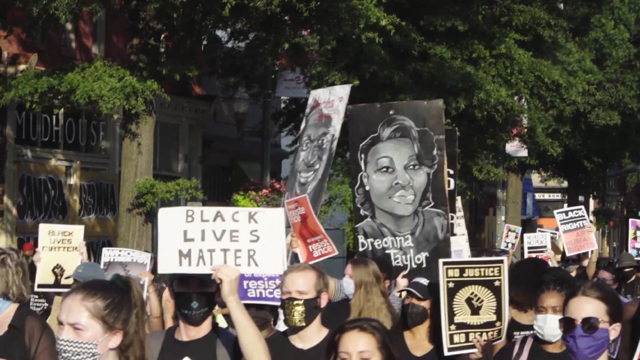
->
[110, 274, 132, 291]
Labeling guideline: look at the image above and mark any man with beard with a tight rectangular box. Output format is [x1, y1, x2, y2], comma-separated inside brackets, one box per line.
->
[148, 265, 270, 360]
[286, 105, 340, 211]
[392, 277, 441, 360]
[267, 263, 331, 360]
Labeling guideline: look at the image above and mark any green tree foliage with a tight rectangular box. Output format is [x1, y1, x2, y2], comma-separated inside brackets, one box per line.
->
[132, 178, 206, 218]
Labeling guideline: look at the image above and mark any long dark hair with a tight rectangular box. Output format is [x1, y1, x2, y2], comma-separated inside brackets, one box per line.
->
[326, 318, 399, 360]
[354, 115, 438, 218]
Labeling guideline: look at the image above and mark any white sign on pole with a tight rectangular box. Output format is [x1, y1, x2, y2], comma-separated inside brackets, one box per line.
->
[157, 207, 287, 275]
[276, 69, 309, 98]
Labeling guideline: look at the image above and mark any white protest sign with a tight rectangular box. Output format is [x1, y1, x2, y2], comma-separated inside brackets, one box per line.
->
[451, 236, 471, 259]
[523, 233, 551, 259]
[157, 207, 287, 275]
[35, 224, 84, 292]
[101, 248, 152, 299]
[453, 196, 468, 236]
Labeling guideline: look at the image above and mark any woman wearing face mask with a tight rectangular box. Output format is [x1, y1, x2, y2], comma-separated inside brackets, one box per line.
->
[490, 268, 574, 360]
[325, 318, 399, 360]
[57, 274, 147, 360]
[390, 277, 443, 360]
[0, 247, 57, 360]
[560, 281, 622, 360]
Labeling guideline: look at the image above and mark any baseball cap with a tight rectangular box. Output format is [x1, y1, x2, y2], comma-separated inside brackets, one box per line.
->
[398, 277, 435, 300]
[64, 262, 107, 282]
[22, 243, 35, 252]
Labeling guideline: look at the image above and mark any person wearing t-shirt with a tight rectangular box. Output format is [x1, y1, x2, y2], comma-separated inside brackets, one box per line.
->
[267, 263, 331, 360]
[391, 277, 441, 360]
[147, 265, 270, 360]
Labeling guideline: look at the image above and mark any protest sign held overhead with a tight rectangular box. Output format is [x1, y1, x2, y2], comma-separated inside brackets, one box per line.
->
[523, 233, 551, 262]
[285, 85, 352, 215]
[239, 274, 282, 306]
[157, 207, 287, 275]
[500, 224, 522, 251]
[285, 194, 339, 264]
[630, 219, 640, 259]
[101, 248, 152, 297]
[537, 228, 562, 260]
[35, 224, 84, 292]
[348, 100, 449, 278]
[554, 206, 597, 256]
[439, 257, 509, 356]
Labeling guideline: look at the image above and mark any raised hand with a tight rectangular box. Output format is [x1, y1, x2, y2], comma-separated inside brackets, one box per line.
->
[52, 264, 66, 285]
[465, 291, 484, 316]
[211, 265, 241, 304]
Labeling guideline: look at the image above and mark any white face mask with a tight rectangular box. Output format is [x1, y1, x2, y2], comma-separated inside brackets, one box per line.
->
[533, 314, 563, 343]
[341, 277, 355, 299]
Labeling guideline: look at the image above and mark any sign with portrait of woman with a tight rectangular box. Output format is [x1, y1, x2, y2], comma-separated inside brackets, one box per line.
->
[348, 100, 449, 278]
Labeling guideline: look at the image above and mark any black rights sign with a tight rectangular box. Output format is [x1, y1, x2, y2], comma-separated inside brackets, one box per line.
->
[439, 258, 509, 356]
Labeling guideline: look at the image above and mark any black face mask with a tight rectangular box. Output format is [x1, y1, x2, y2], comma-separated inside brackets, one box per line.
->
[280, 297, 322, 330]
[622, 269, 637, 283]
[402, 302, 430, 330]
[248, 307, 274, 329]
[174, 292, 217, 327]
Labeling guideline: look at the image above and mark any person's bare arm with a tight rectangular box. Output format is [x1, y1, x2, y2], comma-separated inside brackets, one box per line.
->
[585, 224, 598, 280]
[212, 265, 271, 360]
[140, 271, 163, 332]
[161, 287, 175, 329]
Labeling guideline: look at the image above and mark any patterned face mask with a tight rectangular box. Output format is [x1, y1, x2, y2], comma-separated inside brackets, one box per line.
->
[56, 337, 104, 360]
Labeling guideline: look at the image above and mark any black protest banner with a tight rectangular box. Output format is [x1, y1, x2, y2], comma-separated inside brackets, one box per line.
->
[446, 128, 458, 234]
[348, 100, 449, 279]
[285, 85, 352, 215]
[439, 257, 509, 356]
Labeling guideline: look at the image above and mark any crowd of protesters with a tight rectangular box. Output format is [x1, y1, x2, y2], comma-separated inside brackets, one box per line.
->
[1, 226, 640, 360]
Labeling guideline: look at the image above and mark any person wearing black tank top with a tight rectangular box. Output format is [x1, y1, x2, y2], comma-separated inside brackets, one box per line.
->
[492, 258, 549, 356]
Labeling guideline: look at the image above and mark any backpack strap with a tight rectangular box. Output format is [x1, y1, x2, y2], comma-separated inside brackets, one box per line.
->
[512, 335, 534, 360]
[511, 336, 524, 360]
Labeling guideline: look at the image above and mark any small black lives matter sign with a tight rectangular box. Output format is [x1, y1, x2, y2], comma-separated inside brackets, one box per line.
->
[439, 257, 509, 356]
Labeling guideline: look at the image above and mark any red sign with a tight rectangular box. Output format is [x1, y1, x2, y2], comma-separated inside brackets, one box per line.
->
[285, 195, 339, 264]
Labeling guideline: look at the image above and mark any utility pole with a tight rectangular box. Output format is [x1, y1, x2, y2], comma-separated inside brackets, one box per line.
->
[261, 64, 273, 184]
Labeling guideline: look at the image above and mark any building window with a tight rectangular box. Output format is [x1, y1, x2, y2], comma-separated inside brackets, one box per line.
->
[154, 122, 180, 175]
[92, 10, 106, 57]
[202, 166, 232, 203]
[62, 22, 76, 49]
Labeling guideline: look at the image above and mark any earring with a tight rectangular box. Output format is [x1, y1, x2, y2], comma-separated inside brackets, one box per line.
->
[365, 186, 370, 191]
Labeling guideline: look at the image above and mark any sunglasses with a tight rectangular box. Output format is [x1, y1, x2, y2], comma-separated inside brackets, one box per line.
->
[559, 316, 610, 335]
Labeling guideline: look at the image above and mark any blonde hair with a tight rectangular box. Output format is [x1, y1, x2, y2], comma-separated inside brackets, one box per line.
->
[283, 263, 330, 296]
[348, 258, 395, 329]
[64, 276, 147, 360]
[0, 247, 31, 303]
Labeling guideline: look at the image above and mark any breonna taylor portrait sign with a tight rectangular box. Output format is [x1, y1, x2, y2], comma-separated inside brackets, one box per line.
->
[348, 100, 449, 278]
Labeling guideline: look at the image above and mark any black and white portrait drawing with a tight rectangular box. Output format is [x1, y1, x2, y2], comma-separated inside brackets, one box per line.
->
[285, 85, 351, 213]
[349, 101, 449, 277]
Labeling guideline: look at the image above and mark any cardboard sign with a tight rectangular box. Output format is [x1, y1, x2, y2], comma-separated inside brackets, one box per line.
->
[524, 233, 551, 261]
[285, 85, 352, 215]
[101, 248, 152, 298]
[157, 207, 287, 275]
[348, 100, 449, 278]
[451, 236, 471, 259]
[439, 257, 509, 356]
[285, 195, 339, 264]
[500, 224, 522, 251]
[554, 206, 597, 256]
[630, 219, 640, 259]
[239, 274, 282, 305]
[34, 224, 84, 292]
